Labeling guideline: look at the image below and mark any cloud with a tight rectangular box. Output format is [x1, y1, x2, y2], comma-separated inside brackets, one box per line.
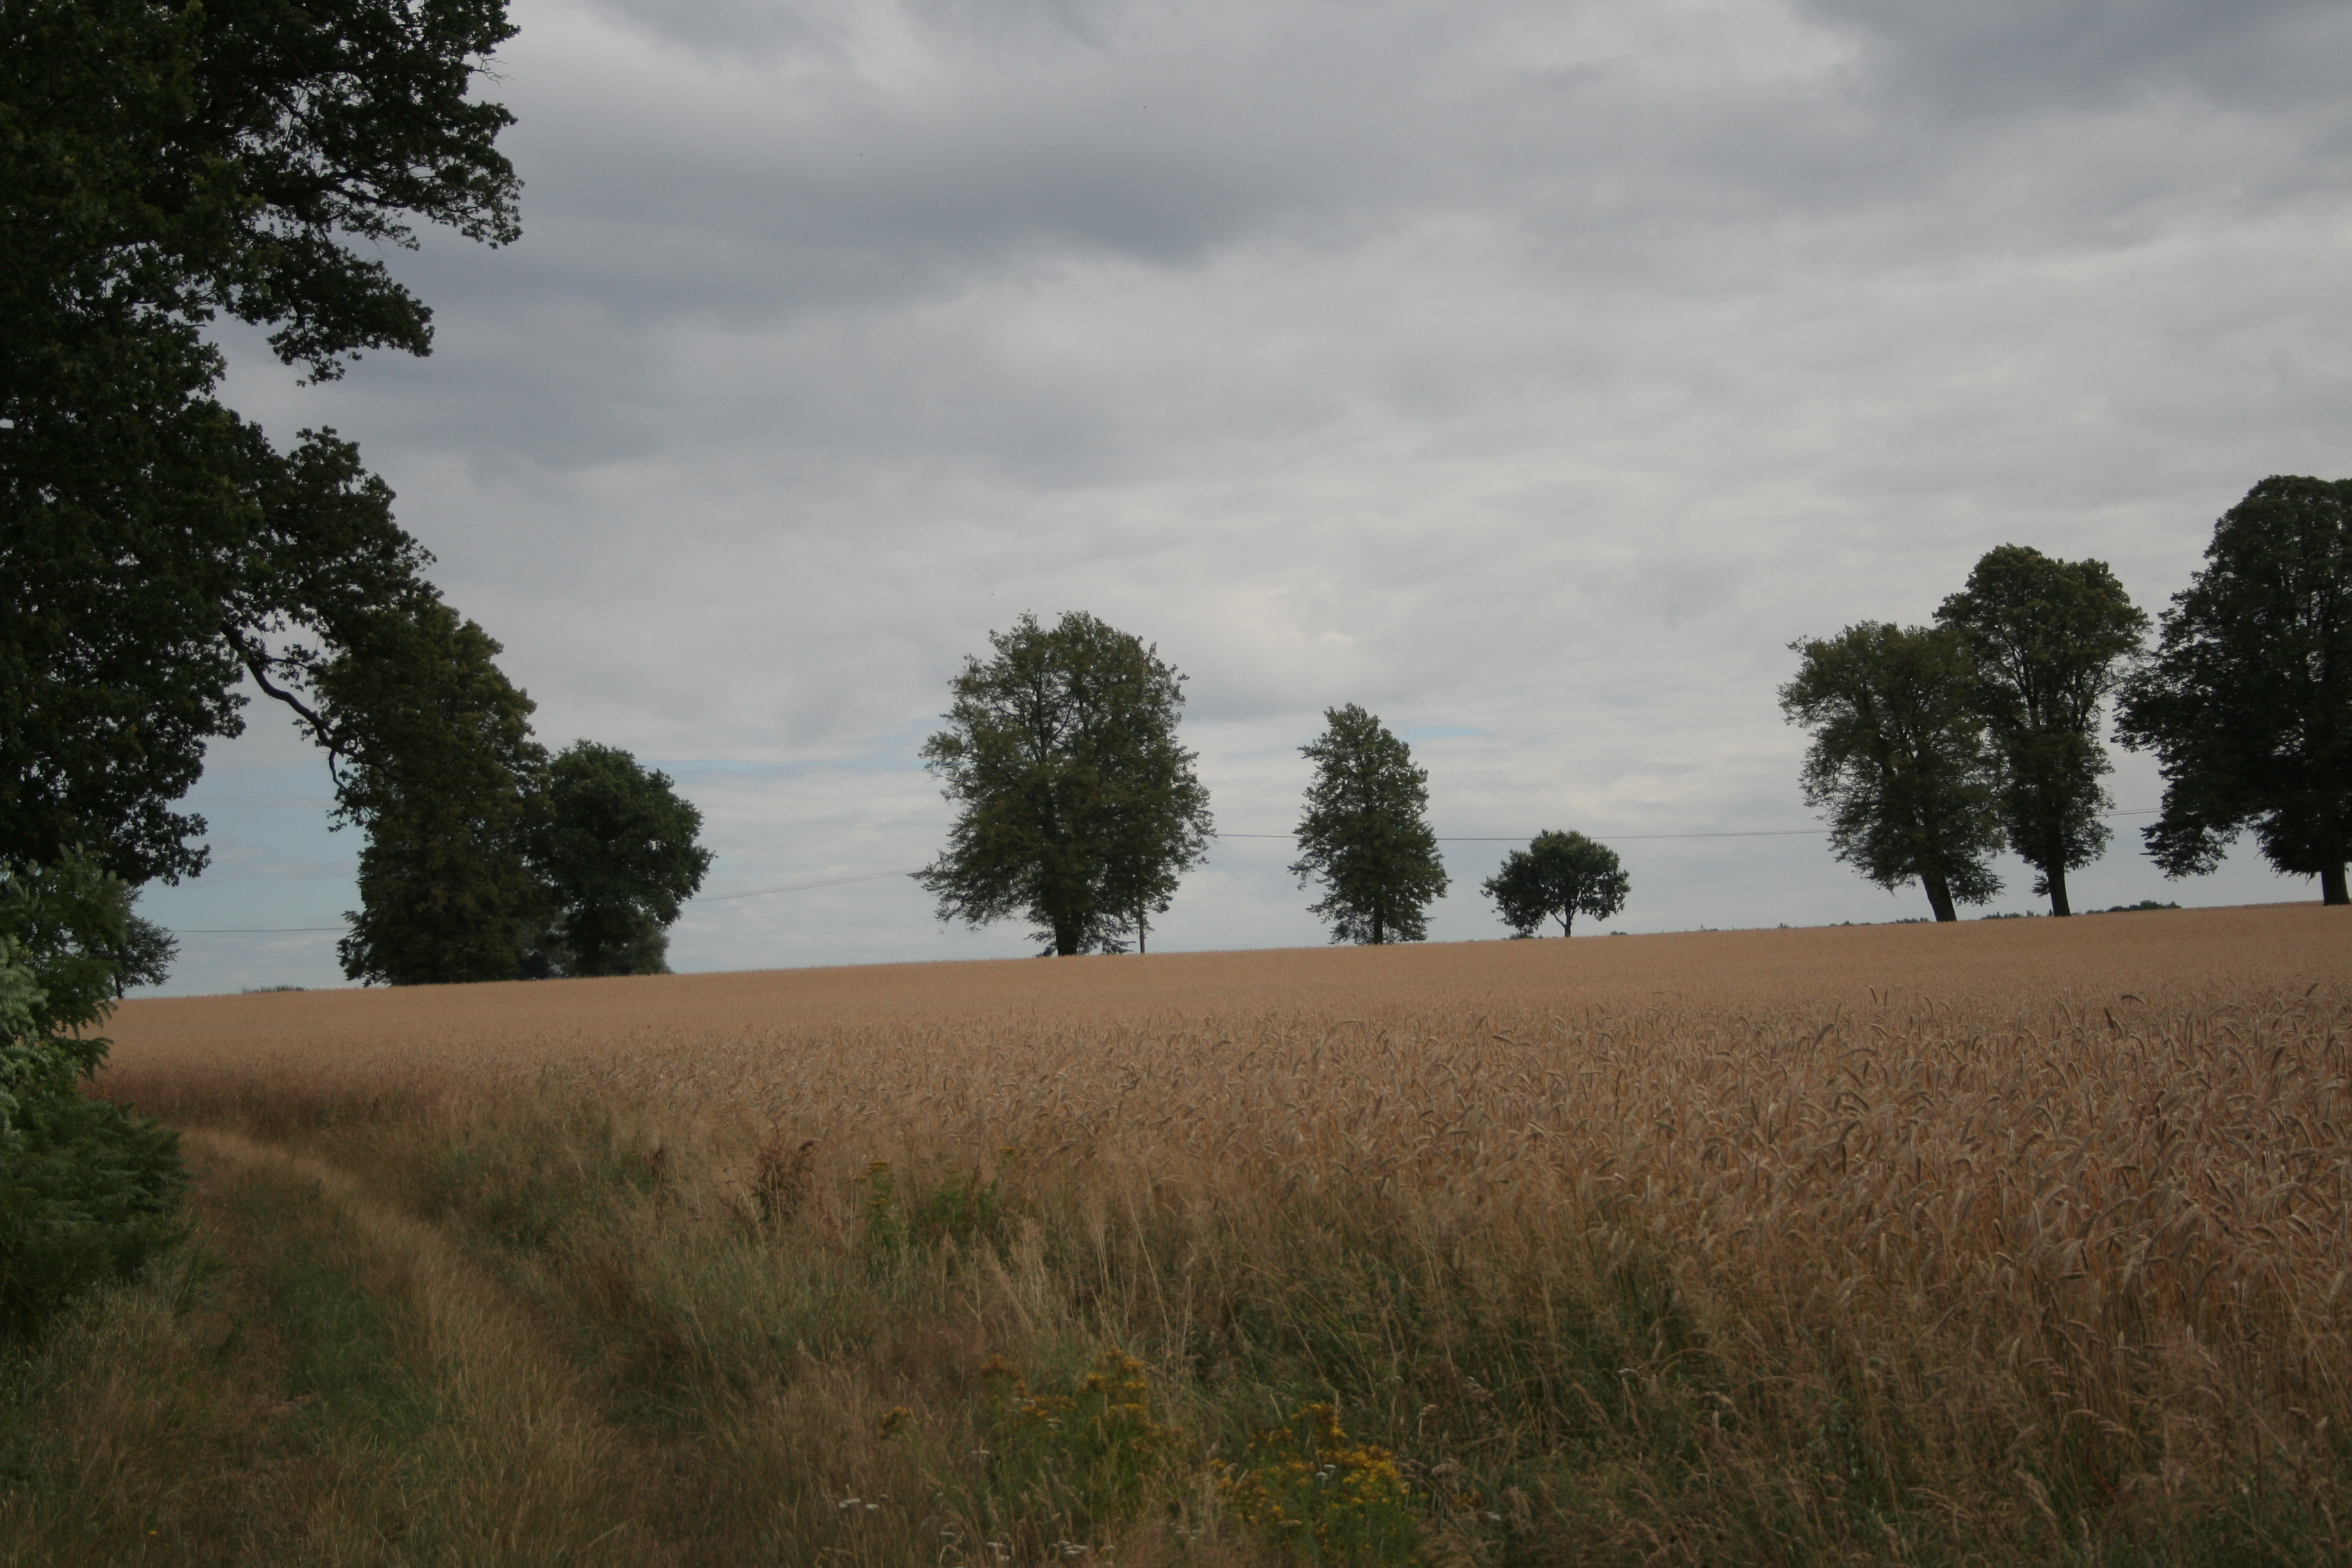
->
[160, 0, 2349, 990]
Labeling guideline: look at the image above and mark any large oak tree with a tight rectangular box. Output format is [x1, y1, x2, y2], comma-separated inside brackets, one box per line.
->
[919, 612, 1213, 957]
[1936, 545, 2147, 916]
[1781, 623, 2005, 922]
[1, 0, 521, 884]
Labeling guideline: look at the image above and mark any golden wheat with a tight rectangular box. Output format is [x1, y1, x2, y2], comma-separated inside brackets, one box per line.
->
[78, 902, 2352, 1562]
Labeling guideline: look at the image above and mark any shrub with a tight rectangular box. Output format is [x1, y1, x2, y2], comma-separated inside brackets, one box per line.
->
[0, 855, 189, 1338]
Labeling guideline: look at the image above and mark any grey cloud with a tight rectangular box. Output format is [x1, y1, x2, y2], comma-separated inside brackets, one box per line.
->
[155, 0, 2346, 993]
[1797, 0, 2352, 119]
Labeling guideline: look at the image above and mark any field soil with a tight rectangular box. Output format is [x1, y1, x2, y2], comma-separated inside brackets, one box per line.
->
[6, 904, 2347, 1566]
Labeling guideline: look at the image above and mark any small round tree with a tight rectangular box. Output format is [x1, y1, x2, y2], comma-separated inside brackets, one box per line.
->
[1482, 830, 1629, 936]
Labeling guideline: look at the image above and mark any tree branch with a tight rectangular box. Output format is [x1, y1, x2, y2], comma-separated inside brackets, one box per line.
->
[223, 623, 350, 790]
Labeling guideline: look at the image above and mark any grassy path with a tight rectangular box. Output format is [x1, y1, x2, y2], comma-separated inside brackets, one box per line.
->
[1, 1128, 679, 1568]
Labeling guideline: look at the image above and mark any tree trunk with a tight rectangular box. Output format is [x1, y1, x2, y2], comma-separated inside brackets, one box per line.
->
[2324, 864, 2349, 906]
[1136, 905, 1147, 955]
[1558, 909, 1573, 936]
[2047, 864, 2072, 917]
[1922, 874, 1958, 923]
[1053, 915, 1081, 956]
[1371, 909, 1385, 945]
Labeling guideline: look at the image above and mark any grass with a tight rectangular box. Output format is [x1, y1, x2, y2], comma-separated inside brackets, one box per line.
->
[5, 903, 2347, 1564]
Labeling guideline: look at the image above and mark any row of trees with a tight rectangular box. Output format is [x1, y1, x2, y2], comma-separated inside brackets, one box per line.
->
[916, 614, 1632, 950]
[1783, 478, 2352, 919]
[941, 475, 2352, 950]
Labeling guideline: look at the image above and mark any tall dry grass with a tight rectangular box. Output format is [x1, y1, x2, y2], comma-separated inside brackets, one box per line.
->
[10, 903, 2348, 1564]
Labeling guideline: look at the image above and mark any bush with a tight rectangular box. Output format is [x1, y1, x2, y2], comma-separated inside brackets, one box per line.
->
[0, 855, 189, 1339]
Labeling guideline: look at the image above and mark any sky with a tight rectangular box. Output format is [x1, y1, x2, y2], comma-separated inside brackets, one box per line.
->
[138, 0, 2352, 994]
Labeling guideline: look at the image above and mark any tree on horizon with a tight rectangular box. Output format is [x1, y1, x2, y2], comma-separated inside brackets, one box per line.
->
[1936, 544, 2148, 917]
[1291, 705, 1449, 945]
[1780, 623, 2005, 923]
[918, 612, 1213, 957]
[1483, 830, 1629, 936]
[2118, 476, 2352, 905]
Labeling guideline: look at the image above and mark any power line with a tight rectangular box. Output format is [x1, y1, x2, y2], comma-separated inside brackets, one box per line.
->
[1215, 809, 2157, 845]
[691, 868, 924, 902]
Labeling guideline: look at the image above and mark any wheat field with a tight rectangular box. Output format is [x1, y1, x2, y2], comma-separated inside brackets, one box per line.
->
[6, 905, 2348, 1566]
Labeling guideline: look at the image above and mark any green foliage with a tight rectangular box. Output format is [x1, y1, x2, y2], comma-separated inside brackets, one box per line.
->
[1936, 545, 2148, 916]
[526, 742, 713, 977]
[1483, 830, 1630, 936]
[2117, 476, 2352, 904]
[1, 0, 519, 885]
[860, 1156, 1018, 1259]
[323, 604, 553, 985]
[919, 612, 1213, 956]
[0, 853, 186, 1338]
[1780, 623, 2005, 922]
[104, 902, 178, 996]
[1291, 705, 1449, 944]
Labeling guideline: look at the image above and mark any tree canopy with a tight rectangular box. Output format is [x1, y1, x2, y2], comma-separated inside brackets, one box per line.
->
[2117, 476, 2352, 905]
[1780, 623, 2004, 922]
[1936, 545, 2147, 916]
[1482, 830, 1629, 936]
[528, 742, 715, 977]
[322, 605, 551, 986]
[1290, 705, 1448, 945]
[317, 626, 717, 985]
[919, 612, 1213, 956]
[1, 0, 520, 886]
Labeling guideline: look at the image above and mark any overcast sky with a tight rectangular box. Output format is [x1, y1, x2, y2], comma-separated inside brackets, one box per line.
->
[140, 0, 2352, 994]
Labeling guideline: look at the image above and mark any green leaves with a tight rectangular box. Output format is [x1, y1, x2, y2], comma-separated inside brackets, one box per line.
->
[528, 743, 714, 977]
[323, 604, 551, 986]
[1482, 830, 1629, 937]
[1780, 623, 2005, 922]
[1291, 705, 1448, 945]
[2, 0, 519, 889]
[2117, 476, 2352, 901]
[0, 851, 188, 1337]
[919, 612, 1213, 956]
[1936, 545, 2147, 915]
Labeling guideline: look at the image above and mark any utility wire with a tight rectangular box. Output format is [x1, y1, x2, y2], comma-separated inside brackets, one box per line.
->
[161, 810, 2164, 934]
[1214, 809, 2158, 845]
[691, 868, 926, 902]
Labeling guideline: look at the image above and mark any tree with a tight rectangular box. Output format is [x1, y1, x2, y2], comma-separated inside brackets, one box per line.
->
[919, 612, 1213, 957]
[1482, 831, 1629, 936]
[1, 851, 187, 1337]
[2116, 476, 2352, 905]
[1936, 545, 2149, 916]
[318, 604, 552, 985]
[1291, 705, 1449, 944]
[526, 742, 714, 977]
[2, 0, 520, 885]
[1780, 623, 2005, 922]
[104, 889, 178, 998]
